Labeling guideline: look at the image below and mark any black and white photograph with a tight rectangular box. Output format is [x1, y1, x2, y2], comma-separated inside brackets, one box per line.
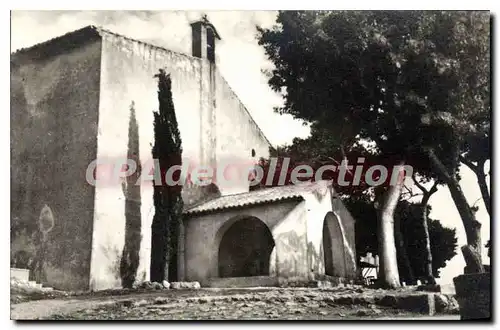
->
[9, 9, 492, 321]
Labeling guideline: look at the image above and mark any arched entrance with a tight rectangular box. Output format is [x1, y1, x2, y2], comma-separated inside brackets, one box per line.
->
[322, 212, 346, 277]
[218, 217, 275, 278]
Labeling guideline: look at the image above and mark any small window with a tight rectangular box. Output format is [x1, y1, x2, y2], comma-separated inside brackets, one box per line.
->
[251, 149, 256, 157]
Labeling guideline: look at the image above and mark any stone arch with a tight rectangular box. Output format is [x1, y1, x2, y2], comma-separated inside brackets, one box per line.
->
[322, 212, 346, 277]
[216, 216, 275, 278]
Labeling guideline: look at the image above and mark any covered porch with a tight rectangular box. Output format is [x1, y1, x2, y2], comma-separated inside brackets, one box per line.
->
[178, 181, 357, 287]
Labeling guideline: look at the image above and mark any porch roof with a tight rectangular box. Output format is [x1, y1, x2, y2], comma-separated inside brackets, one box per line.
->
[184, 180, 333, 216]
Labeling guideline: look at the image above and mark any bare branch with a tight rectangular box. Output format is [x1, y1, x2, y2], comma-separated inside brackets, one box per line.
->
[404, 184, 413, 195]
[340, 144, 347, 162]
[429, 180, 439, 195]
[472, 197, 482, 208]
[328, 154, 353, 176]
[401, 184, 423, 200]
[459, 155, 478, 174]
[402, 192, 423, 199]
[411, 173, 428, 194]
[327, 156, 341, 166]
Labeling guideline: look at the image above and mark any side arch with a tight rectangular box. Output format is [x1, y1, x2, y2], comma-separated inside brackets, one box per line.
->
[322, 212, 346, 277]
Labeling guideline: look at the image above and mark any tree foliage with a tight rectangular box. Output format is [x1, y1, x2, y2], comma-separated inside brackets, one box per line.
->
[259, 10, 488, 173]
[398, 200, 458, 279]
[258, 10, 490, 273]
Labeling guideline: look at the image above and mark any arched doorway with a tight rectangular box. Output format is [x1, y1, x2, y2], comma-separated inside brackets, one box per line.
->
[218, 217, 275, 278]
[322, 212, 346, 277]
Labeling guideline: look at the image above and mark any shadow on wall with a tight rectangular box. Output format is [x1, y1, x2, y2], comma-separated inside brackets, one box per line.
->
[183, 182, 221, 210]
[11, 47, 101, 290]
[307, 241, 325, 278]
[10, 75, 41, 279]
[120, 101, 142, 288]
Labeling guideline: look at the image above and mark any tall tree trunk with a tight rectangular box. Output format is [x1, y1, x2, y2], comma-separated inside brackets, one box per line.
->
[412, 175, 438, 285]
[394, 214, 414, 285]
[167, 208, 180, 282]
[461, 157, 490, 217]
[413, 174, 437, 284]
[151, 210, 168, 283]
[375, 161, 405, 288]
[427, 149, 483, 273]
[476, 160, 491, 217]
[163, 211, 172, 282]
[420, 191, 436, 284]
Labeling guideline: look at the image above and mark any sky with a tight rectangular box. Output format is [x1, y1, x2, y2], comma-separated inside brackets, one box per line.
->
[11, 10, 490, 285]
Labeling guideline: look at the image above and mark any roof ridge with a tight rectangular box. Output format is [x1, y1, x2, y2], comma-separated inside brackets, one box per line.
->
[11, 24, 199, 63]
[184, 180, 333, 215]
[11, 24, 274, 150]
[95, 25, 202, 62]
[217, 73, 274, 149]
[11, 25, 99, 56]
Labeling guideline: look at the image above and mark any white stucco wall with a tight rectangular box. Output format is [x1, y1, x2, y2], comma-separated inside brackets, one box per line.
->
[214, 71, 271, 195]
[89, 30, 272, 290]
[182, 182, 357, 285]
[303, 182, 357, 279]
[183, 200, 305, 285]
[90, 32, 204, 290]
[302, 183, 336, 276]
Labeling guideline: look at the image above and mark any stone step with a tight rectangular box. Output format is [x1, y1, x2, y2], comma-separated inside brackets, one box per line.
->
[10, 268, 30, 282]
[207, 276, 279, 288]
[11, 268, 46, 291]
[28, 281, 42, 289]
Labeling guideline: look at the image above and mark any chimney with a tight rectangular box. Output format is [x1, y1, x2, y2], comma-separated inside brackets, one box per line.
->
[190, 15, 221, 63]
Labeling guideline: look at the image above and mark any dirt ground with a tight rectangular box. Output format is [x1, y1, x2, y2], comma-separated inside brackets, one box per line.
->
[11, 286, 460, 320]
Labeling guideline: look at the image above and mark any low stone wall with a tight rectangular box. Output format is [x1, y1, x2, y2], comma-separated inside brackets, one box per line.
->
[206, 276, 279, 288]
[205, 275, 350, 289]
[454, 273, 491, 320]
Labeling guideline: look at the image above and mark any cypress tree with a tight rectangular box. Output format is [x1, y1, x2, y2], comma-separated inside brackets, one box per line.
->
[120, 102, 142, 288]
[150, 69, 183, 282]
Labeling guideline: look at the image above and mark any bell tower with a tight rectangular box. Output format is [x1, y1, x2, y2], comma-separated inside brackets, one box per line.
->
[190, 15, 221, 63]
[191, 15, 221, 173]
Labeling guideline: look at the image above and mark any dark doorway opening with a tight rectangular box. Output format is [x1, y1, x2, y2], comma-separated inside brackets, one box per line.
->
[323, 219, 334, 276]
[218, 217, 274, 278]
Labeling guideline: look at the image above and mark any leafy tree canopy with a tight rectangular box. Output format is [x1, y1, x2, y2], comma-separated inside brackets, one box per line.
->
[258, 11, 490, 179]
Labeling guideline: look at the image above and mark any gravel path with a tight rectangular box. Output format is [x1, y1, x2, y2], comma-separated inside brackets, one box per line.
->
[11, 286, 458, 320]
[12, 298, 115, 320]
